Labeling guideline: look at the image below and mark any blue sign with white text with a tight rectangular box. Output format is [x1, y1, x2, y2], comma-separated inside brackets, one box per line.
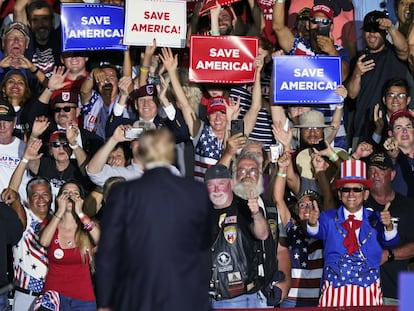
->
[273, 56, 342, 104]
[61, 4, 127, 52]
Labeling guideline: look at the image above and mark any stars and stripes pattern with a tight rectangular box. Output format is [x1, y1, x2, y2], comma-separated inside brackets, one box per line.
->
[194, 125, 224, 181]
[33, 290, 60, 311]
[13, 210, 48, 292]
[286, 219, 323, 303]
[319, 279, 382, 307]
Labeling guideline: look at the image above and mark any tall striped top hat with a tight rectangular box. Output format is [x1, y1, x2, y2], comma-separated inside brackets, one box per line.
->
[334, 159, 372, 189]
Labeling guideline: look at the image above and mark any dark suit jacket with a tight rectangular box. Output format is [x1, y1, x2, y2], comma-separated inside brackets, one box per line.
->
[96, 167, 212, 311]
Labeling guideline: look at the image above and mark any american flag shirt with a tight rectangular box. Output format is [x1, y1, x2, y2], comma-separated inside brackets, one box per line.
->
[13, 207, 48, 293]
[193, 123, 224, 181]
[286, 219, 323, 303]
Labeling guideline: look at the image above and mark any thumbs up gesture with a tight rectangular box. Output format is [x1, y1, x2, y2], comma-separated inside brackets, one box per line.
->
[247, 189, 260, 217]
[308, 201, 320, 227]
[380, 203, 393, 231]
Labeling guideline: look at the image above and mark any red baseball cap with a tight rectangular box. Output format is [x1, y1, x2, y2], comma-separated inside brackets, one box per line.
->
[207, 96, 229, 115]
[311, 4, 334, 20]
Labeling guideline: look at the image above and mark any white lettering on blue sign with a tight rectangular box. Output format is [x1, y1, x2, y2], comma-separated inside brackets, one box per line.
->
[280, 81, 338, 90]
[80, 16, 111, 25]
[68, 28, 124, 39]
[293, 68, 324, 77]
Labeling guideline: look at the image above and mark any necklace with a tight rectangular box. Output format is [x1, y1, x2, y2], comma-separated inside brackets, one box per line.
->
[67, 240, 73, 246]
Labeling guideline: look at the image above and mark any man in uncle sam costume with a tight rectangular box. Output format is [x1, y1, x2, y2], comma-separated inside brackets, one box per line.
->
[306, 159, 399, 307]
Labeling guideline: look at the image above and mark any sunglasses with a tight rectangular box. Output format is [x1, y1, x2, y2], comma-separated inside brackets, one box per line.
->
[339, 187, 366, 193]
[310, 17, 331, 25]
[386, 93, 408, 100]
[50, 141, 69, 148]
[54, 106, 76, 113]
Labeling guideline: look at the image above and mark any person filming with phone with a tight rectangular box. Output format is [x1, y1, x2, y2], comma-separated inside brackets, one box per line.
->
[271, 2, 350, 150]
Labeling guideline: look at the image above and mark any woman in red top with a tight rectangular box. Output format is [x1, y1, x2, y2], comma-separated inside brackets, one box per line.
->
[35, 180, 100, 311]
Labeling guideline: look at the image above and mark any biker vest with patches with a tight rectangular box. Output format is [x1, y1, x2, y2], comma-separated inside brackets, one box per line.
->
[209, 196, 277, 299]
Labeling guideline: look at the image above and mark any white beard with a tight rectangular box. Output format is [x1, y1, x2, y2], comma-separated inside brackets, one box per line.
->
[233, 175, 264, 200]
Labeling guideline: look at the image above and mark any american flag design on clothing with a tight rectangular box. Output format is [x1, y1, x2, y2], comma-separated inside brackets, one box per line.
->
[319, 279, 382, 307]
[194, 124, 224, 181]
[13, 208, 48, 292]
[286, 219, 323, 303]
[33, 290, 60, 311]
[324, 252, 379, 288]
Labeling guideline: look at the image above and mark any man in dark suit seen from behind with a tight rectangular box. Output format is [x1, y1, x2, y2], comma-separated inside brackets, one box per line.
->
[96, 128, 212, 311]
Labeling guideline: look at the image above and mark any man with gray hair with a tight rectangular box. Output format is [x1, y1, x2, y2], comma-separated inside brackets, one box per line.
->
[205, 157, 290, 308]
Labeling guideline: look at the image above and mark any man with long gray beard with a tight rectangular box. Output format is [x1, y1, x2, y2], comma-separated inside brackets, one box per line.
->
[205, 155, 290, 308]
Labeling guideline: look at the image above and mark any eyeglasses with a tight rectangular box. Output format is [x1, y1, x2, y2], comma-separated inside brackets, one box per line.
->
[298, 201, 313, 209]
[393, 124, 414, 132]
[54, 106, 76, 113]
[50, 141, 69, 148]
[339, 187, 366, 193]
[310, 17, 331, 25]
[236, 167, 259, 177]
[386, 93, 408, 100]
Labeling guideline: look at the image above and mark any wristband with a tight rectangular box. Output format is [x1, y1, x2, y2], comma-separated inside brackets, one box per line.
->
[329, 152, 338, 161]
[53, 213, 62, 220]
[21, 158, 29, 164]
[140, 67, 149, 73]
[210, 30, 220, 35]
[277, 172, 287, 178]
[31, 67, 39, 74]
[77, 212, 85, 219]
[46, 87, 55, 92]
[69, 143, 79, 150]
[276, 0, 285, 3]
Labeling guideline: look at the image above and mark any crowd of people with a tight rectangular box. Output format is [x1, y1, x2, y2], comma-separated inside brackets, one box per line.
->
[1, 0, 414, 310]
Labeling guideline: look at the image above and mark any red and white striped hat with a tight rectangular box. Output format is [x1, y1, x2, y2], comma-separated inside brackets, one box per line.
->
[335, 160, 372, 189]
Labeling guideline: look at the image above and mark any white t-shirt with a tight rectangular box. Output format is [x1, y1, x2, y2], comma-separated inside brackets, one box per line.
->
[0, 137, 30, 203]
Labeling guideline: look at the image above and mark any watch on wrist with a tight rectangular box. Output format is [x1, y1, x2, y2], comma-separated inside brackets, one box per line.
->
[387, 249, 395, 262]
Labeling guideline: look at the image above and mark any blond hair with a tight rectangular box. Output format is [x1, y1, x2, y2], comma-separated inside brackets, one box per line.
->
[138, 129, 175, 165]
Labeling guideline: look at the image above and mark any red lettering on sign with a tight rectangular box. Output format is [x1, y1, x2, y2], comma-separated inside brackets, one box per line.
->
[143, 11, 170, 20]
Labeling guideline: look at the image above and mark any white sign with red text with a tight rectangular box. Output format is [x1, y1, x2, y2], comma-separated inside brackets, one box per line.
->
[124, 0, 186, 48]
[189, 35, 258, 83]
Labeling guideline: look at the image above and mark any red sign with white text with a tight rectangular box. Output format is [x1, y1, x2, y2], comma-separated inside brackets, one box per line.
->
[199, 0, 242, 16]
[189, 35, 258, 84]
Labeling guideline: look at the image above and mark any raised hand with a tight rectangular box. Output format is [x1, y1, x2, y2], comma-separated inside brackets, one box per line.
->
[31, 116, 50, 138]
[380, 202, 393, 231]
[247, 189, 260, 216]
[308, 201, 320, 226]
[48, 66, 70, 91]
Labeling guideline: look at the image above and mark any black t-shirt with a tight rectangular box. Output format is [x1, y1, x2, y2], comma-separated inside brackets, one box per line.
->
[366, 192, 414, 298]
[350, 44, 414, 139]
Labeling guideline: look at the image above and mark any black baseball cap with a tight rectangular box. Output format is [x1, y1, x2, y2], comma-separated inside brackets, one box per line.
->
[363, 10, 388, 32]
[205, 164, 231, 181]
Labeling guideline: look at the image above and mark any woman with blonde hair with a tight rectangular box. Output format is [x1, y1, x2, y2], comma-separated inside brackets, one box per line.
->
[34, 180, 99, 311]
